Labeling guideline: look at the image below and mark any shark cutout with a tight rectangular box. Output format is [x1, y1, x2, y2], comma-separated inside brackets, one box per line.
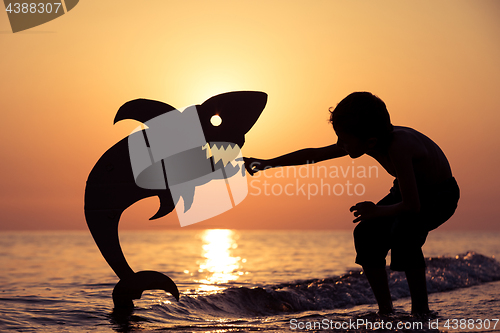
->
[84, 91, 267, 308]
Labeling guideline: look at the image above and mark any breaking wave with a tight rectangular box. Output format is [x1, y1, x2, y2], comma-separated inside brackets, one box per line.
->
[159, 252, 500, 318]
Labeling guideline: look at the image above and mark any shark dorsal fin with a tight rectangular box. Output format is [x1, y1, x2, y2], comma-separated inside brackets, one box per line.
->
[114, 99, 177, 125]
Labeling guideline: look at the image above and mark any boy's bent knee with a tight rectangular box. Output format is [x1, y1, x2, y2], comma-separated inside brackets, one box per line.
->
[353, 222, 365, 241]
[353, 218, 391, 241]
[353, 220, 375, 241]
[353, 218, 394, 269]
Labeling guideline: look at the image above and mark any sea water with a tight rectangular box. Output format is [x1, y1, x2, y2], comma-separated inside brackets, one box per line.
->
[1, 230, 499, 332]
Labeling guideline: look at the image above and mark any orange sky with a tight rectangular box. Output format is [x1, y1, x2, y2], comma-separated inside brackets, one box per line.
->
[1, 1, 499, 230]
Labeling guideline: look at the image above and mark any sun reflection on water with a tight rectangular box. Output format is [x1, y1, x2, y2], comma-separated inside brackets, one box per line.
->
[196, 229, 242, 293]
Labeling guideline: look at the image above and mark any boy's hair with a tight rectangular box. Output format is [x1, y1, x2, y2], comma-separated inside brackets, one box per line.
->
[329, 92, 394, 141]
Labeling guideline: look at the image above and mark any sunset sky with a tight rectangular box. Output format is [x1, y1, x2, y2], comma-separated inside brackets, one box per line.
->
[1, 0, 499, 231]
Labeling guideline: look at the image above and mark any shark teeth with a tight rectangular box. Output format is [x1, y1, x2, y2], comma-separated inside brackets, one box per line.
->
[202, 142, 241, 168]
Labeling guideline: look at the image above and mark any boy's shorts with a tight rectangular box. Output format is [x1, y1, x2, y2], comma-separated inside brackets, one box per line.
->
[353, 177, 460, 271]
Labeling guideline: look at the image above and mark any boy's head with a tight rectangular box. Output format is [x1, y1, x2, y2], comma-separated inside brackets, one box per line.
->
[329, 92, 394, 157]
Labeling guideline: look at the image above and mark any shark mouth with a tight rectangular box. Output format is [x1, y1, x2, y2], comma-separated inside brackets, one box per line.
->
[160, 141, 245, 188]
[202, 142, 242, 170]
[131, 141, 244, 190]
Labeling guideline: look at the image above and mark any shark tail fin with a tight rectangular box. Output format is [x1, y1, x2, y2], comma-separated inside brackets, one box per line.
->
[112, 270, 180, 308]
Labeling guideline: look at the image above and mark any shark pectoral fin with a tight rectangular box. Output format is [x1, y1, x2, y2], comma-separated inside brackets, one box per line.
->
[149, 193, 175, 220]
[112, 270, 180, 308]
[175, 186, 196, 213]
[114, 99, 177, 125]
[182, 193, 195, 213]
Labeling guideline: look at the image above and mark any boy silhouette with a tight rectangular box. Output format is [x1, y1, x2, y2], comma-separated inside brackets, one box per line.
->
[244, 92, 459, 315]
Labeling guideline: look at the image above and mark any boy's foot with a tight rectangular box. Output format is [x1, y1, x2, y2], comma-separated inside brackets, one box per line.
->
[377, 304, 394, 316]
[411, 310, 438, 319]
[377, 310, 395, 317]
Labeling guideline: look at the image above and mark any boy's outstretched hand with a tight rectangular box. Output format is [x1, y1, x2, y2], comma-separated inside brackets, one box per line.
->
[243, 157, 268, 176]
[350, 201, 379, 223]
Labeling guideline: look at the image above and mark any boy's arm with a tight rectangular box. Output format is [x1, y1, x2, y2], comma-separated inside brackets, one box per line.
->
[244, 144, 347, 175]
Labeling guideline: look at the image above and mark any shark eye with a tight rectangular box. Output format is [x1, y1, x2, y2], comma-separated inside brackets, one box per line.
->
[210, 115, 222, 127]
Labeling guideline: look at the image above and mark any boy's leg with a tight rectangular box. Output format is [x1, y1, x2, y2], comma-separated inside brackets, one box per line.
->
[402, 177, 459, 314]
[363, 267, 393, 314]
[405, 267, 430, 314]
[390, 217, 429, 315]
[353, 219, 393, 314]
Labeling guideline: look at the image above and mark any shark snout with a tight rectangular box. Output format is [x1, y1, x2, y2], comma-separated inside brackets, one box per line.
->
[197, 91, 267, 147]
